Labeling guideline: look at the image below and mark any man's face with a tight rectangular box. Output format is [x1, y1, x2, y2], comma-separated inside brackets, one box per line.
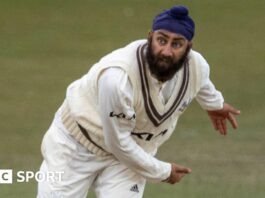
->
[146, 30, 191, 82]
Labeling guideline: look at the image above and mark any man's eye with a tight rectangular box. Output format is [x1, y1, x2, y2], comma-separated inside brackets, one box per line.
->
[172, 42, 182, 48]
[157, 37, 167, 45]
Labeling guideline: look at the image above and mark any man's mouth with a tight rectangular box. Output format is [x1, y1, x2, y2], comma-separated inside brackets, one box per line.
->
[157, 58, 172, 67]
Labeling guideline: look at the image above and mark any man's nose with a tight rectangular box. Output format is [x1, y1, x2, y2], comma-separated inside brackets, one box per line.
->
[161, 45, 173, 57]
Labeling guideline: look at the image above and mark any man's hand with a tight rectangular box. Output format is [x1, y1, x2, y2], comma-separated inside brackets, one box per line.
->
[207, 103, 240, 135]
[163, 163, 192, 184]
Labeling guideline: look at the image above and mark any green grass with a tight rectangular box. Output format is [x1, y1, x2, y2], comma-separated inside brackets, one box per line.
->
[0, 0, 264, 197]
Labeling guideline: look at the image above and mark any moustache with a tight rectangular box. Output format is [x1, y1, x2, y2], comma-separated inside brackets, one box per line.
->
[156, 56, 173, 64]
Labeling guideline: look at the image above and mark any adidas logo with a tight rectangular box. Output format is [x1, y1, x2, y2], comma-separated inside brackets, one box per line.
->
[130, 184, 139, 193]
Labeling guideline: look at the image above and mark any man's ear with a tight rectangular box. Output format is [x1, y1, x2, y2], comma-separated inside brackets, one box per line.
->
[188, 41, 193, 48]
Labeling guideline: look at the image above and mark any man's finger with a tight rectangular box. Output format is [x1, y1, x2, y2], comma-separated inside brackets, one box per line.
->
[176, 167, 192, 174]
[221, 119, 227, 135]
[211, 118, 218, 130]
[227, 113, 238, 129]
[217, 119, 225, 135]
[226, 104, 241, 115]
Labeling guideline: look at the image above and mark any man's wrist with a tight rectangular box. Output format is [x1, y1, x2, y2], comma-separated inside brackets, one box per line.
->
[161, 163, 172, 182]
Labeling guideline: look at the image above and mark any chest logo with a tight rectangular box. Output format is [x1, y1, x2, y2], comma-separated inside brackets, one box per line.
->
[131, 129, 168, 141]
[109, 111, 136, 120]
[178, 98, 192, 112]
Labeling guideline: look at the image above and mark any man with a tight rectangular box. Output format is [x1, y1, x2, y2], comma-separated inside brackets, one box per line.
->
[37, 6, 240, 198]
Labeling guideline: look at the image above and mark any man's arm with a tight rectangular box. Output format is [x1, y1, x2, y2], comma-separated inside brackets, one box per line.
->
[195, 56, 240, 135]
[98, 67, 191, 183]
[98, 67, 170, 182]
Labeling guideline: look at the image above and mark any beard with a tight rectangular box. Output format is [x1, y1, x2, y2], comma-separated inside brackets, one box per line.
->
[146, 39, 191, 82]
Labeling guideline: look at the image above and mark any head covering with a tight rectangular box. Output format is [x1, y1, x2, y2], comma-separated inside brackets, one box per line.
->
[152, 6, 195, 41]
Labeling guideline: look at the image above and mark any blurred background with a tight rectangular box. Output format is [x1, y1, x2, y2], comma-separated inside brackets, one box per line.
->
[0, 0, 264, 197]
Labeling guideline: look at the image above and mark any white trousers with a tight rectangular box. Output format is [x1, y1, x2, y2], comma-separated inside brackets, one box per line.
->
[37, 119, 146, 198]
